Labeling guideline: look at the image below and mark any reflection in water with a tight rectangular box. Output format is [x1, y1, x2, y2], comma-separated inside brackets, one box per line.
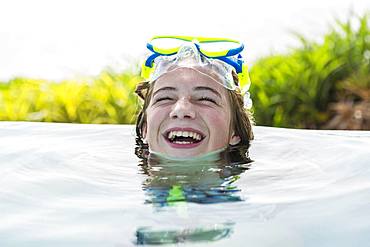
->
[135, 145, 252, 245]
[136, 223, 234, 245]
[141, 149, 250, 205]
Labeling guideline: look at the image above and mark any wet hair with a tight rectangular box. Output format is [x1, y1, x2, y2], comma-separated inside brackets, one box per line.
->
[134, 71, 254, 160]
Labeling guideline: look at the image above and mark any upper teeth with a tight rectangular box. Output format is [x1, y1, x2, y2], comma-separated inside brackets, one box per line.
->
[167, 130, 202, 141]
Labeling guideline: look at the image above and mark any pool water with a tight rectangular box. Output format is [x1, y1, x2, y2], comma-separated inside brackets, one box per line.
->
[0, 122, 370, 246]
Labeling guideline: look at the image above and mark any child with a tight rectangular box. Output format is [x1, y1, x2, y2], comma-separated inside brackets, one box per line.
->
[135, 36, 254, 158]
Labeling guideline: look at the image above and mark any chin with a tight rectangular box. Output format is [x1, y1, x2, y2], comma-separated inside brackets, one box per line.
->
[167, 149, 203, 158]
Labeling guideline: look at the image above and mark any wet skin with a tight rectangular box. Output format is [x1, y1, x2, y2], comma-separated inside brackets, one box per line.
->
[142, 67, 240, 158]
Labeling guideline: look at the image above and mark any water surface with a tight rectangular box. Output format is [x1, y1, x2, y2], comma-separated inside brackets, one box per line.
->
[0, 122, 369, 246]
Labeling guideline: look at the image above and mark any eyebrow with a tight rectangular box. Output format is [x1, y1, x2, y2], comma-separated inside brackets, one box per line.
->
[194, 86, 222, 98]
[153, 87, 177, 97]
[152, 86, 222, 98]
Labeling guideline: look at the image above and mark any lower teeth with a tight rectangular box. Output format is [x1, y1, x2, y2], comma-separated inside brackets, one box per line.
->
[174, 141, 193, 144]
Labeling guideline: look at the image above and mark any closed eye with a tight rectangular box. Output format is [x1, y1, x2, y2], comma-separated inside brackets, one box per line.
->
[154, 97, 173, 103]
[198, 96, 217, 104]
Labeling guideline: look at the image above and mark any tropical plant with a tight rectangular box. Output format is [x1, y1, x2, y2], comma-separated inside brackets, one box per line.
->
[249, 12, 370, 129]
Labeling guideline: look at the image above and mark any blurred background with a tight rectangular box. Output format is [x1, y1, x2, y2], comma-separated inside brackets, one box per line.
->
[0, 0, 369, 129]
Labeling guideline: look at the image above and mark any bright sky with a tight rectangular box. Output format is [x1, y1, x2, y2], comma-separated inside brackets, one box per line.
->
[0, 0, 369, 81]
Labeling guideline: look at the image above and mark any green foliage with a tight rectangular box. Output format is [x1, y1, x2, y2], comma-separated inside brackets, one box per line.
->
[1, 12, 369, 128]
[249, 12, 370, 128]
[0, 70, 142, 124]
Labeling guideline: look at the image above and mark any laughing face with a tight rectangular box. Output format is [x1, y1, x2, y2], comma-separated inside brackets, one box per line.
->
[142, 67, 241, 158]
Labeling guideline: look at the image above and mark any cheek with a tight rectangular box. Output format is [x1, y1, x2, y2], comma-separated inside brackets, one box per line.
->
[201, 108, 231, 134]
[145, 107, 168, 135]
[206, 112, 231, 148]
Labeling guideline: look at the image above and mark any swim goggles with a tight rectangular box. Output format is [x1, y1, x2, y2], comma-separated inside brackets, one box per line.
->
[141, 36, 251, 92]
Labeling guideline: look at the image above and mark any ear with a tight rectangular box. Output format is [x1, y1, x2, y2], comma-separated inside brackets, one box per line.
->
[229, 133, 241, 146]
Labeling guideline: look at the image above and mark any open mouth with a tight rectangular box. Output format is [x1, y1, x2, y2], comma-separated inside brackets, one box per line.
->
[164, 129, 205, 146]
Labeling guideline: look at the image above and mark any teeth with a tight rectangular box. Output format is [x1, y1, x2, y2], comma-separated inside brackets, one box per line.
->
[167, 130, 203, 141]
[189, 132, 194, 138]
[174, 141, 191, 144]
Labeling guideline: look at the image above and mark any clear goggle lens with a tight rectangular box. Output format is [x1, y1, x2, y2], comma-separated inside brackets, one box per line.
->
[150, 37, 242, 57]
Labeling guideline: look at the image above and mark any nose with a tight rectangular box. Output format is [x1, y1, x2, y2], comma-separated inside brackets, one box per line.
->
[169, 97, 196, 119]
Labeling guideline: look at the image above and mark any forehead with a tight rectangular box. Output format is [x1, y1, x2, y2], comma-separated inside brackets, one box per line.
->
[153, 67, 227, 93]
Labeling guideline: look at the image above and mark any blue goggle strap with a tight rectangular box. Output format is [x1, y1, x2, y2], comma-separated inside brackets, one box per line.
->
[217, 56, 244, 74]
[144, 53, 161, 68]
